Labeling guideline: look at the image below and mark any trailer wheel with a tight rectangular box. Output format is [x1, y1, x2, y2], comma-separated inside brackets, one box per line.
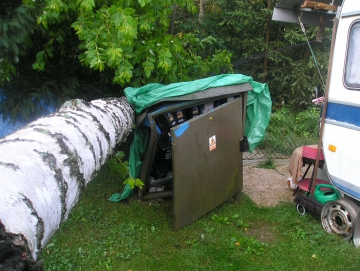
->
[296, 204, 307, 215]
[353, 209, 360, 248]
[321, 198, 359, 241]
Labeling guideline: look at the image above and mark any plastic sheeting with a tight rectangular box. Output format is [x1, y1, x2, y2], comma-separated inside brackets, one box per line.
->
[129, 127, 150, 179]
[108, 184, 133, 202]
[244, 80, 272, 152]
[107, 128, 150, 202]
[125, 74, 272, 154]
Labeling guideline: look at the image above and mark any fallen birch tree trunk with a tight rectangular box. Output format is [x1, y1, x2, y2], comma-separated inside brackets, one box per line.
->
[0, 98, 134, 270]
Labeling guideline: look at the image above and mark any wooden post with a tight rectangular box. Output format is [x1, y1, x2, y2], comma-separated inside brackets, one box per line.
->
[169, 4, 177, 35]
[263, 0, 272, 83]
[199, 0, 205, 24]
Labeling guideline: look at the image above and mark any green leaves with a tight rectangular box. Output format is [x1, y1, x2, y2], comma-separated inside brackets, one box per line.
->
[106, 48, 123, 66]
[114, 61, 134, 84]
[109, 151, 144, 202]
[228, 235, 268, 255]
[142, 59, 155, 78]
[80, 0, 95, 12]
[0, 3, 37, 83]
[29, 0, 231, 87]
[109, 151, 129, 177]
[2, 0, 234, 110]
[123, 178, 144, 190]
[138, 0, 153, 8]
[32, 51, 46, 71]
[118, 14, 138, 40]
[138, 0, 146, 8]
[158, 48, 172, 72]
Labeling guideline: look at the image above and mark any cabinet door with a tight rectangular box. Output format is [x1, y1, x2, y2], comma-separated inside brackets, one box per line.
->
[171, 98, 244, 230]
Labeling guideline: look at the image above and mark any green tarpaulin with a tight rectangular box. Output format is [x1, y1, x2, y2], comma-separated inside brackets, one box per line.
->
[125, 74, 272, 154]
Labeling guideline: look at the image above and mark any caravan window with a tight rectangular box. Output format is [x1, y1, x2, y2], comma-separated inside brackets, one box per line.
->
[344, 21, 360, 89]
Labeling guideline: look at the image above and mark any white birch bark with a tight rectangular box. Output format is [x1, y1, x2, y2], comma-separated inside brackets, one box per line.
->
[0, 98, 134, 264]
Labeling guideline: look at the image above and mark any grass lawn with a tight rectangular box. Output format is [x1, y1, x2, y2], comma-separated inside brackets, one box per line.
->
[41, 161, 360, 271]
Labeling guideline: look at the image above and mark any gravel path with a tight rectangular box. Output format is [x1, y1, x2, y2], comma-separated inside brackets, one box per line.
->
[242, 159, 311, 207]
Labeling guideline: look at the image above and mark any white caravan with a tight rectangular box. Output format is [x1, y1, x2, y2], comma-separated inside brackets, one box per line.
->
[273, 0, 360, 244]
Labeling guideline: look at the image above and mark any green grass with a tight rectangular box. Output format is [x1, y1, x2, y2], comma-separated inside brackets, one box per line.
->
[41, 159, 360, 271]
[258, 158, 276, 169]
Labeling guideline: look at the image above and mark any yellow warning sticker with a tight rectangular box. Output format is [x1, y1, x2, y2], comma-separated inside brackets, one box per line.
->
[209, 135, 216, 151]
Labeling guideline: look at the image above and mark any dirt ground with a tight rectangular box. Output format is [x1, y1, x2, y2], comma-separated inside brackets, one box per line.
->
[242, 159, 307, 207]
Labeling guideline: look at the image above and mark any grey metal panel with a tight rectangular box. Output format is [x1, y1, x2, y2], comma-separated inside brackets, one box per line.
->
[171, 98, 243, 230]
[153, 84, 252, 105]
[139, 85, 250, 201]
[273, 7, 336, 27]
[275, 0, 342, 9]
[272, 0, 342, 27]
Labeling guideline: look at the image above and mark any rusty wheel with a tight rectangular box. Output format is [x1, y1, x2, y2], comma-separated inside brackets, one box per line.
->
[321, 198, 359, 241]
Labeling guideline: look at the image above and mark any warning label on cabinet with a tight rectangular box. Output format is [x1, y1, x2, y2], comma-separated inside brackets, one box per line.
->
[209, 135, 216, 151]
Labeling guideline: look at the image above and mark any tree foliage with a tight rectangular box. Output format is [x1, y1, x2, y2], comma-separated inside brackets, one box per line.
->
[175, 0, 332, 109]
[0, 0, 233, 121]
[0, 1, 116, 121]
[0, 0, 333, 122]
[0, 0, 36, 82]
[34, 0, 233, 86]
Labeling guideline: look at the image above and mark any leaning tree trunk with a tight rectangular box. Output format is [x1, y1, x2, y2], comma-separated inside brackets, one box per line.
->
[0, 98, 134, 270]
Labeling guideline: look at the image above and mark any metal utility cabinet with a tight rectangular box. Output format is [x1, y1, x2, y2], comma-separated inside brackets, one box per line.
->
[137, 84, 252, 230]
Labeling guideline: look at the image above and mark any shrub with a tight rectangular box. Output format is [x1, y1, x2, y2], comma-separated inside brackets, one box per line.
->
[258, 106, 321, 156]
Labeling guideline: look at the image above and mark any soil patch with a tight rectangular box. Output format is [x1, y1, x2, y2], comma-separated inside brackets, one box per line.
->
[242, 160, 313, 207]
[245, 222, 277, 243]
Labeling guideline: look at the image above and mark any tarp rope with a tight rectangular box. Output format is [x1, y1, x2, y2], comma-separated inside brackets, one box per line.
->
[298, 15, 326, 88]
